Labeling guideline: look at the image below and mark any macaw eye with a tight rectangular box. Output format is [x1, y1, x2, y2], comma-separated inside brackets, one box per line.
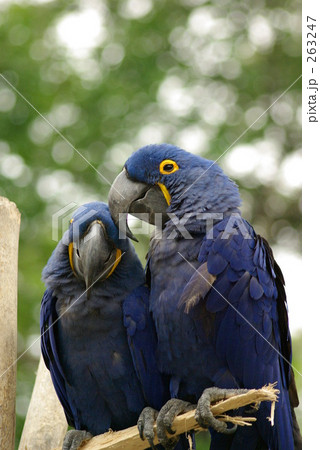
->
[159, 159, 179, 174]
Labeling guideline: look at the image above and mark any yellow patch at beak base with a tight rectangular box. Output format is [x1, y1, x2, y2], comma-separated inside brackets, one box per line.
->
[107, 248, 122, 278]
[68, 242, 75, 274]
[157, 183, 171, 205]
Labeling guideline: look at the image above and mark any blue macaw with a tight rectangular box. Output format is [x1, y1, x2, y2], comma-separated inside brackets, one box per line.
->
[41, 201, 174, 450]
[108, 144, 302, 450]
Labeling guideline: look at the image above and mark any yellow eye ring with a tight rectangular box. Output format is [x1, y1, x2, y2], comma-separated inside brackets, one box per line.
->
[159, 159, 179, 175]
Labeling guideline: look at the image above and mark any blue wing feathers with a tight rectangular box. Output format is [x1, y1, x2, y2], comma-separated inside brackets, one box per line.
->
[123, 285, 169, 411]
[227, 266, 243, 282]
[207, 252, 228, 275]
[249, 276, 264, 300]
[197, 217, 296, 448]
[40, 289, 75, 426]
[228, 271, 250, 303]
[158, 214, 297, 447]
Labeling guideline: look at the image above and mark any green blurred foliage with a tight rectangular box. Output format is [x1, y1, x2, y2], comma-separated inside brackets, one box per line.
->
[0, 0, 301, 447]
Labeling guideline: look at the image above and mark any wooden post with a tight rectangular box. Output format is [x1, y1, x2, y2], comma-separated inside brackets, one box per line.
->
[0, 197, 20, 450]
[18, 356, 68, 450]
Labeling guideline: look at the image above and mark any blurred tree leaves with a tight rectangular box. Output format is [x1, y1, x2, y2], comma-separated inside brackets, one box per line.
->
[0, 0, 301, 447]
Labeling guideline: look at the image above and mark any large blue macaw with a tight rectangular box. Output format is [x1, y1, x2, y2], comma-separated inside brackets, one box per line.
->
[41, 201, 177, 450]
[108, 144, 302, 450]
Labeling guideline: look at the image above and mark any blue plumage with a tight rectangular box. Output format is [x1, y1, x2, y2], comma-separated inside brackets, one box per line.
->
[114, 144, 301, 449]
[40, 202, 166, 437]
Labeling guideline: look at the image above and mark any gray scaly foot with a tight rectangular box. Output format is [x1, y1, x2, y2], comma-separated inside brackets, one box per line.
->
[62, 430, 92, 450]
[156, 398, 195, 450]
[137, 406, 159, 449]
[195, 386, 251, 434]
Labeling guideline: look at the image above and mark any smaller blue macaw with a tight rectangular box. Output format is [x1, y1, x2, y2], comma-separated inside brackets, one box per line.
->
[41, 202, 170, 450]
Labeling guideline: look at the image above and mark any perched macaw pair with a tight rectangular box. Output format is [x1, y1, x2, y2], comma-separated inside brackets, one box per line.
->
[41, 144, 301, 450]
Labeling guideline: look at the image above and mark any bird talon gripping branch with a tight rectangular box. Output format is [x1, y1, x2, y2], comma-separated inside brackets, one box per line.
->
[137, 406, 158, 446]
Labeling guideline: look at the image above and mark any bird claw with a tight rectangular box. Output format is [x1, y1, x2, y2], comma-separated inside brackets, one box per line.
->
[195, 386, 250, 434]
[137, 406, 158, 449]
[62, 430, 92, 450]
[156, 398, 195, 449]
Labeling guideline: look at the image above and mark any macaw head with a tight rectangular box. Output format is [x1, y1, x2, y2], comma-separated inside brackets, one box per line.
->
[108, 143, 241, 240]
[66, 202, 126, 298]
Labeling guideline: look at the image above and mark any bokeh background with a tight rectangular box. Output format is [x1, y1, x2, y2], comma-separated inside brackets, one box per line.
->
[0, 0, 301, 448]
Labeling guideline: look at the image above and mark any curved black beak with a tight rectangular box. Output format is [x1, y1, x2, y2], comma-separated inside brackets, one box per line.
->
[72, 221, 118, 299]
[108, 169, 169, 241]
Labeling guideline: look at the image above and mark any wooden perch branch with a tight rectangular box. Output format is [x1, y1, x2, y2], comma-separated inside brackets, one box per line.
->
[78, 384, 279, 450]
